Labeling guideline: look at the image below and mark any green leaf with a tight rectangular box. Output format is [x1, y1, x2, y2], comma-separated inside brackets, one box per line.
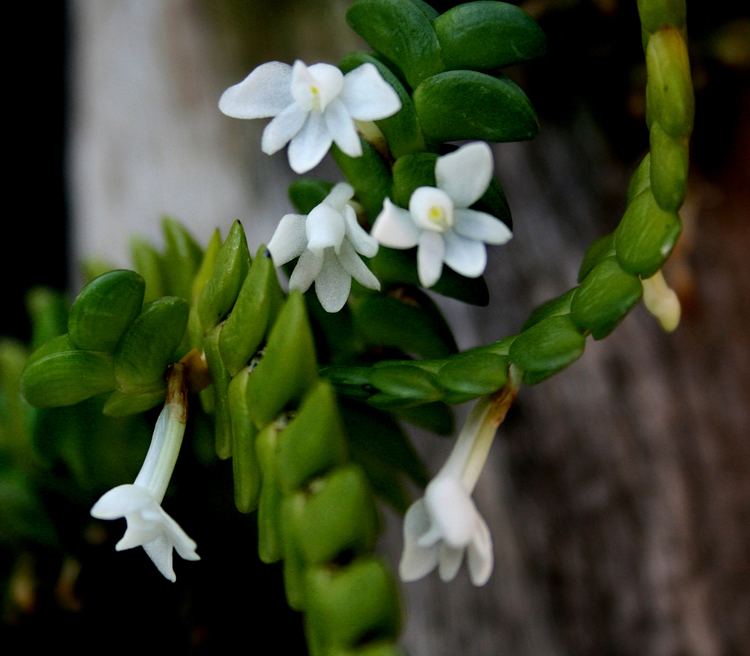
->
[509, 315, 585, 384]
[286, 465, 380, 565]
[434, 1, 546, 71]
[220, 249, 283, 376]
[649, 122, 689, 212]
[637, 0, 686, 34]
[130, 237, 165, 303]
[332, 140, 392, 221]
[391, 153, 437, 207]
[437, 352, 508, 396]
[523, 289, 576, 329]
[256, 422, 283, 563]
[370, 365, 441, 402]
[353, 293, 456, 358]
[103, 388, 165, 417]
[614, 189, 681, 277]
[246, 292, 318, 428]
[26, 288, 68, 351]
[340, 53, 425, 158]
[305, 558, 401, 648]
[203, 326, 233, 459]
[369, 247, 489, 305]
[113, 296, 188, 392]
[414, 70, 538, 142]
[197, 221, 251, 331]
[276, 381, 348, 494]
[570, 258, 643, 339]
[346, 0, 444, 88]
[229, 367, 260, 512]
[162, 218, 203, 301]
[289, 179, 334, 214]
[21, 349, 115, 407]
[627, 154, 651, 202]
[188, 229, 222, 346]
[392, 401, 454, 435]
[68, 270, 145, 352]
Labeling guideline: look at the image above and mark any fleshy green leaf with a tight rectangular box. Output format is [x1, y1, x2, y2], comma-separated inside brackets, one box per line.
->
[436, 352, 508, 396]
[68, 270, 145, 352]
[203, 326, 233, 459]
[332, 140, 392, 222]
[391, 153, 437, 207]
[370, 365, 441, 402]
[103, 388, 165, 417]
[26, 288, 68, 351]
[434, 1, 546, 71]
[229, 367, 260, 512]
[523, 289, 577, 329]
[130, 238, 165, 303]
[414, 70, 538, 142]
[346, 0, 444, 88]
[256, 422, 284, 563]
[649, 122, 689, 212]
[289, 179, 334, 214]
[162, 218, 203, 301]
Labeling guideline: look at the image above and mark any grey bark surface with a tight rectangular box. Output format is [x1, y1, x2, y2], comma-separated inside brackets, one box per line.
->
[70, 3, 750, 655]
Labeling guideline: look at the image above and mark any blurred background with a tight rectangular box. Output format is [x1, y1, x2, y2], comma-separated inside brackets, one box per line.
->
[2, 1, 749, 654]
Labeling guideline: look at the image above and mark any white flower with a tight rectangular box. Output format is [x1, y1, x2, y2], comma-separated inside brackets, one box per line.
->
[642, 270, 681, 332]
[91, 395, 199, 582]
[219, 60, 401, 174]
[371, 142, 512, 288]
[399, 382, 518, 587]
[267, 182, 381, 313]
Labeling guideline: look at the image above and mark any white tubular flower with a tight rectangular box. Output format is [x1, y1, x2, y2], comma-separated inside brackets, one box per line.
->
[371, 142, 512, 288]
[642, 270, 681, 332]
[219, 60, 401, 173]
[91, 370, 198, 582]
[267, 182, 380, 313]
[400, 377, 519, 587]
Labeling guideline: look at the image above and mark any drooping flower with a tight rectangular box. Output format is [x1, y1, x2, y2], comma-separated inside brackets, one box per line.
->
[642, 270, 681, 332]
[267, 182, 380, 313]
[219, 60, 401, 174]
[371, 142, 512, 288]
[91, 368, 198, 581]
[399, 376, 519, 586]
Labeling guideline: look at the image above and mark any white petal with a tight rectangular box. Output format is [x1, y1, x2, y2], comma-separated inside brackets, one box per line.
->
[435, 142, 493, 208]
[438, 543, 465, 582]
[261, 103, 308, 155]
[371, 199, 420, 249]
[115, 520, 157, 551]
[306, 203, 346, 254]
[267, 214, 307, 265]
[454, 209, 513, 245]
[142, 536, 177, 582]
[324, 98, 362, 157]
[337, 240, 380, 291]
[156, 506, 200, 561]
[410, 187, 454, 232]
[315, 250, 352, 313]
[443, 231, 487, 278]
[425, 476, 477, 549]
[288, 112, 333, 173]
[399, 500, 439, 582]
[417, 231, 445, 288]
[91, 484, 151, 519]
[291, 61, 343, 111]
[219, 62, 293, 119]
[344, 205, 378, 257]
[467, 514, 493, 586]
[288, 249, 324, 293]
[324, 182, 355, 210]
[340, 63, 402, 121]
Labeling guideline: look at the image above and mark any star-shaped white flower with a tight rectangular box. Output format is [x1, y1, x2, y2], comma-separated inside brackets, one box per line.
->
[91, 394, 199, 582]
[267, 182, 381, 313]
[371, 142, 512, 288]
[219, 60, 401, 173]
[398, 383, 518, 587]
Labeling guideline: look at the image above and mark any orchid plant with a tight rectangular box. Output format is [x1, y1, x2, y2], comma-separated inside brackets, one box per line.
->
[4, 0, 693, 653]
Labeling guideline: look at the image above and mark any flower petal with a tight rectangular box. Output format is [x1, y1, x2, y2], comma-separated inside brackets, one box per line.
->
[340, 63, 402, 121]
[156, 506, 200, 562]
[324, 98, 362, 158]
[289, 249, 324, 293]
[267, 214, 307, 265]
[344, 205, 378, 257]
[454, 209, 512, 245]
[438, 543, 465, 582]
[435, 142, 493, 208]
[324, 182, 355, 210]
[443, 230, 487, 278]
[291, 61, 344, 111]
[308, 63, 345, 110]
[409, 187, 454, 232]
[338, 240, 380, 291]
[371, 199, 420, 249]
[315, 250, 352, 313]
[142, 535, 177, 582]
[417, 231, 445, 288]
[219, 61, 293, 119]
[288, 112, 333, 173]
[399, 500, 439, 582]
[91, 484, 151, 519]
[306, 203, 346, 254]
[425, 476, 477, 549]
[467, 514, 494, 586]
[261, 103, 308, 155]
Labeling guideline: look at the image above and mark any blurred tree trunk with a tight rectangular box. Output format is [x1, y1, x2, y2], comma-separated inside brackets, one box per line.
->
[70, 2, 750, 655]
